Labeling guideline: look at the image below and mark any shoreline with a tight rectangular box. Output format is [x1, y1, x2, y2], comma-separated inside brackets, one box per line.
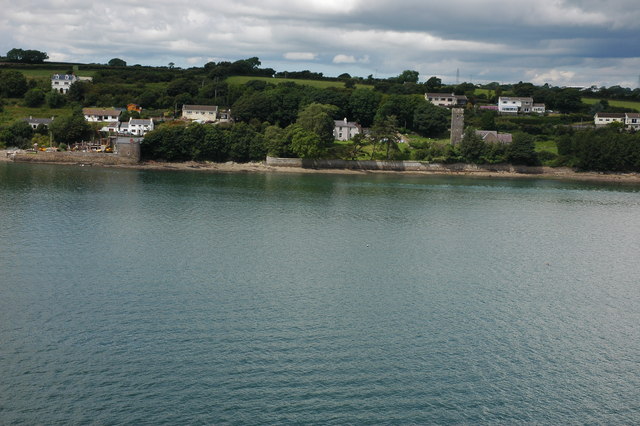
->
[101, 159, 640, 184]
[3, 150, 640, 183]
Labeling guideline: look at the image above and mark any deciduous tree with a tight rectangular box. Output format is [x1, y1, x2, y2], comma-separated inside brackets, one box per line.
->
[296, 103, 338, 146]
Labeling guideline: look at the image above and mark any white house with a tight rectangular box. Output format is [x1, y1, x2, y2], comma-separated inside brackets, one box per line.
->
[625, 113, 640, 130]
[51, 74, 78, 94]
[99, 121, 121, 133]
[498, 97, 541, 114]
[23, 116, 53, 129]
[425, 93, 468, 108]
[128, 118, 154, 136]
[594, 112, 625, 127]
[83, 108, 121, 122]
[98, 118, 154, 136]
[334, 118, 361, 141]
[532, 103, 546, 114]
[182, 105, 218, 121]
[51, 74, 92, 94]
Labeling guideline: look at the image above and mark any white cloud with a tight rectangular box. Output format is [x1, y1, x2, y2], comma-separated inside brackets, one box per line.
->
[283, 52, 317, 60]
[333, 55, 356, 64]
[333, 54, 370, 64]
[527, 69, 577, 86]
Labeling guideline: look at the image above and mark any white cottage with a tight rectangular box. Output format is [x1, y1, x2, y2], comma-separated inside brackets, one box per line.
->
[334, 118, 361, 141]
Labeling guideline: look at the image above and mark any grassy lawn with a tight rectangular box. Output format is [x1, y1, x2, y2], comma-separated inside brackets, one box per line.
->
[404, 134, 450, 145]
[534, 139, 558, 155]
[226, 76, 373, 90]
[582, 97, 640, 111]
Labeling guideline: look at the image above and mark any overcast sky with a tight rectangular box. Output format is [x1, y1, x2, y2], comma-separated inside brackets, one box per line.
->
[2, 0, 639, 87]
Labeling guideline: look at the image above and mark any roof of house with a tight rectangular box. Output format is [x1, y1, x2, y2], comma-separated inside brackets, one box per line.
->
[533, 103, 546, 108]
[83, 108, 120, 116]
[334, 119, 359, 128]
[23, 117, 53, 125]
[426, 93, 467, 99]
[595, 113, 626, 118]
[182, 105, 218, 112]
[51, 74, 78, 80]
[625, 113, 640, 119]
[499, 96, 534, 102]
[476, 130, 513, 143]
[130, 119, 153, 125]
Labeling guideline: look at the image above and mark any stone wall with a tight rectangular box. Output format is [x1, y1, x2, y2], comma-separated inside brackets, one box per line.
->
[266, 156, 547, 174]
[11, 151, 139, 165]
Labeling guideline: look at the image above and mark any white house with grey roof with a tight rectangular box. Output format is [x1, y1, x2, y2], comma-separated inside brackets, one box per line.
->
[51, 74, 79, 94]
[128, 118, 154, 136]
[98, 118, 154, 136]
[83, 108, 121, 122]
[625, 113, 640, 130]
[23, 116, 53, 129]
[334, 118, 362, 141]
[498, 97, 545, 114]
[425, 93, 468, 108]
[182, 105, 218, 121]
[51, 74, 92, 94]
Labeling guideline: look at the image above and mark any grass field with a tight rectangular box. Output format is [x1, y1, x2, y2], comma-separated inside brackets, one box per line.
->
[226, 76, 373, 89]
[9, 68, 96, 82]
[582, 97, 640, 111]
[0, 102, 71, 126]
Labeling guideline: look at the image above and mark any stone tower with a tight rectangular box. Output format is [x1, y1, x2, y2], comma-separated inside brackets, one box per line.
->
[450, 108, 464, 146]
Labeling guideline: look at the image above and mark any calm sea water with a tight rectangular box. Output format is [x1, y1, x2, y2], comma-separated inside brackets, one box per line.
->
[1, 162, 639, 424]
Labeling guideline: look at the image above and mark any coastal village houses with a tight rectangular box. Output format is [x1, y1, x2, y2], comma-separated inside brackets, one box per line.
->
[99, 118, 154, 136]
[81, 107, 154, 136]
[594, 112, 640, 130]
[334, 118, 362, 141]
[425, 93, 468, 108]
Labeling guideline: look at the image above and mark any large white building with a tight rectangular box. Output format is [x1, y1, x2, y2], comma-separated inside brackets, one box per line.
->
[51, 74, 93, 94]
[182, 105, 218, 121]
[498, 97, 535, 114]
[51, 74, 78, 94]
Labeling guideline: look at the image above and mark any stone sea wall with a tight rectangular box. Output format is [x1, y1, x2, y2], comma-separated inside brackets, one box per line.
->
[9, 151, 139, 166]
[266, 156, 551, 174]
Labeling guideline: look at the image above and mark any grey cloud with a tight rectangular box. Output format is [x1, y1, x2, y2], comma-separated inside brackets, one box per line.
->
[0, 0, 638, 86]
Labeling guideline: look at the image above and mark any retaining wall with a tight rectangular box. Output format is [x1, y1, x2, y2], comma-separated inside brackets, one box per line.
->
[266, 157, 549, 174]
[10, 151, 139, 165]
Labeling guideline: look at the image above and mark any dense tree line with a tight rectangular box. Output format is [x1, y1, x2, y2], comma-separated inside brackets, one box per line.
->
[3, 48, 49, 64]
[3, 53, 640, 172]
[557, 126, 640, 172]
